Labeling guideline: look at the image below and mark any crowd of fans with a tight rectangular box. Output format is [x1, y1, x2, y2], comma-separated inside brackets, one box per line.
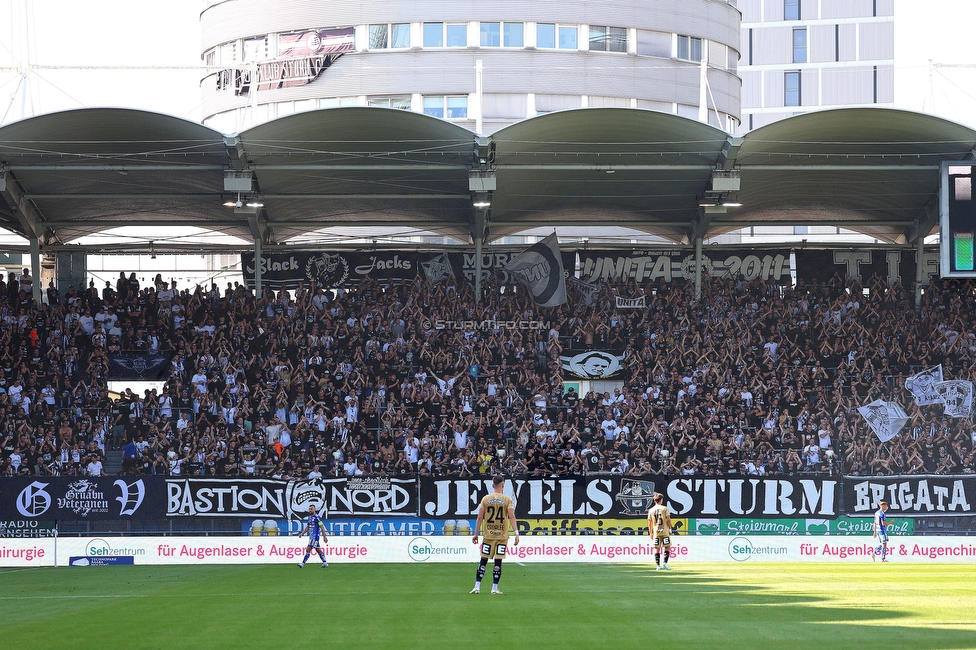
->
[1, 264, 975, 481]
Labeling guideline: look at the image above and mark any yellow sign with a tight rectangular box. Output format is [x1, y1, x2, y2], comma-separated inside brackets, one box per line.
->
[517, 518, 689, 536]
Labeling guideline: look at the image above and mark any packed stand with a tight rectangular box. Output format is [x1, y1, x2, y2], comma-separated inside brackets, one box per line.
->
[1, 266, 975, 480]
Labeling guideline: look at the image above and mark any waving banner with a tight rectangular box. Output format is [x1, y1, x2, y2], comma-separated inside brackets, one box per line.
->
[906, 365, 944, 406]
[568, 277, 600, 307]
[857, 400, 909, 443]
[936, 380, 974, 418]
[504, 233, 567, 306]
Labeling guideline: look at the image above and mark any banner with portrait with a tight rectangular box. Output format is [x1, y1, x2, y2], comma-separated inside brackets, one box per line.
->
[559, 350, 625, 379]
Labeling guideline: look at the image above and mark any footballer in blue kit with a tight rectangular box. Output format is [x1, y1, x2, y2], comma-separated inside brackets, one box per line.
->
[871, 500, 894, 562]
[297, 504, 329, 568]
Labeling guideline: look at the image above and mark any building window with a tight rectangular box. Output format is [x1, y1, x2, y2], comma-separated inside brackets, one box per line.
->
[368, 96, 412, 110]
[793, 28, 806, 63]
[369, 23, 410, 49]
[558, 26, 578, 49]
[424, 96, 468, 119]
[218, 42, 238, 66]
[481, 22, 501, 47]
[785, 71, 801, 106]
[589, 26, 627, 52]
[479, 22, 524, 48]
[503, 23, 524, 47]
[447, 97, 468, 118]
[785, 0, 800, 20]
[447, 24, 467, 47]
[424, 23, 444, 47]
[243, 37, 267, 63]
[536, 24, 577, 49]
[425, 22, 468, 48]
[537, 23, 556, 48]
[677, 35, 702, 62]
[423, 97, 444, 118]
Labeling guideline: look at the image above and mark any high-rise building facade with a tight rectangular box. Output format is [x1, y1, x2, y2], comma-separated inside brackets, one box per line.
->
[199, 0, 742, 134]
[737, 0, 894, 131]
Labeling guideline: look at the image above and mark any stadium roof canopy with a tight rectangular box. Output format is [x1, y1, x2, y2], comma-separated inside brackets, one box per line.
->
[1, 106, 974, 249]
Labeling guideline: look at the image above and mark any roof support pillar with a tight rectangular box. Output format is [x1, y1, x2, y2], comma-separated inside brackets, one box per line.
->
[29, 235, 41, 305]
[254, 237, 263, 300]
[694, 236, 703, 302]
[474, 233, 483, 303]
[915, 232, 925, 312]
[471, 209, 487, 303]
[911, 201, 938, 311]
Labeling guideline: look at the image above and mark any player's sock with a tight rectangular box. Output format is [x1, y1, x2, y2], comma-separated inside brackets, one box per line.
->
[492, 560, 502, 590]
[881, 545, 887, 561]
[654, 552, 660, 567]
[474, 559, 487, 589]
[317, 549, 326, 563]
[664, 550, 671, 564]
[301, 552, 310, 565]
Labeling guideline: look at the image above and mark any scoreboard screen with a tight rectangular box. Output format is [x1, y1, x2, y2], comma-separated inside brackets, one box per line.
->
[941, 163, 976, 277]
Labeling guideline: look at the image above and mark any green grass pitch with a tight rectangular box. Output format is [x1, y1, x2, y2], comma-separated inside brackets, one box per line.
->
[2, 562, 975, 649]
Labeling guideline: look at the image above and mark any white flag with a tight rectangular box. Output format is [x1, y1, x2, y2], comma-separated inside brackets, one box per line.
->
[569, 277, 600, 307]
[504, 233, 567, 307]
[615, 295, 646, 309]
[905, 365, 943, 405]
[858, 399, 909, 443]
[936, 380, 974, 418]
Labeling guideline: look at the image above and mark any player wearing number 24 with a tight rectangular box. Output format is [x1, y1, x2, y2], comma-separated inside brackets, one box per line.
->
[470, 475, 519, 595]
[648, 492, 673, 570]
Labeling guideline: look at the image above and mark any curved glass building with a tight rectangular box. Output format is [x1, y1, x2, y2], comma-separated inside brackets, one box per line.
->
[199, 0, 742, 133]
